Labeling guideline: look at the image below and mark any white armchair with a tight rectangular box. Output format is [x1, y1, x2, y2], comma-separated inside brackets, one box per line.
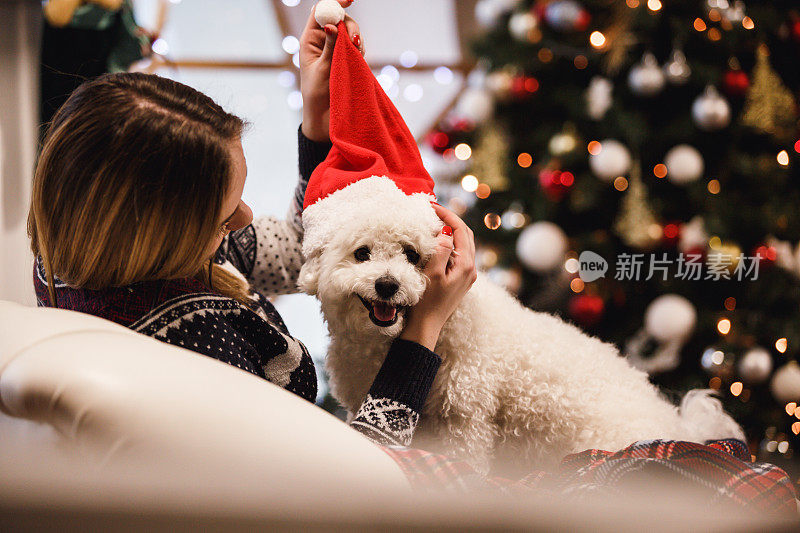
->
[1, 300, 791, 530]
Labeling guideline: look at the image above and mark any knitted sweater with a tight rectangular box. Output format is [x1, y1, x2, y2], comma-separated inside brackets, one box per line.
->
[33, 126, 441, 447]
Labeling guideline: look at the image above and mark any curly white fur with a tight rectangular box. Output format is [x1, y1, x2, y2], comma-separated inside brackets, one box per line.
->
[300, 176, 744, 475]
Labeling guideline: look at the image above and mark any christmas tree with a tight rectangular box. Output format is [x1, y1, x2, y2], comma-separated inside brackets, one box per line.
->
[426, 0, 800, 479]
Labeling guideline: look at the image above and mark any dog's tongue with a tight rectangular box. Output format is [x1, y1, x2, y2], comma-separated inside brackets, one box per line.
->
[373, 302, 397, 322]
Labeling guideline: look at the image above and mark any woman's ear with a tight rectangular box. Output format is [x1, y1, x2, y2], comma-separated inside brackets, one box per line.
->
[298, 252, 322, 295]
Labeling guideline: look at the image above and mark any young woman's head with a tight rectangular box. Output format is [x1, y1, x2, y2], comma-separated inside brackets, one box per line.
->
[28, 72, 254, 305]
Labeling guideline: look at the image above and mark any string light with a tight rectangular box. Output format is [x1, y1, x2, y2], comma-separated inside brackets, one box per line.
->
[709, 236, 722, 249]
[648, 224, 663, 240]
[724, 297, 736, 311]
[708, 28, 722, 41]
[777, 150, 789, 166]
[613, 176, 628, 191]
[565, 258, 580, 273]
[574, 55, 588, 69]
[709, 377, 722, 390]
[570, 278, 585, 293]
[590, 31, 606, 48]
[730, 382, 743, 396]
[795, 405, 800, 418]
[626, 0, 639, 7]
[777, 441, 789, 454]
[560, 172, 574, 186]
[794, 140, 800, 154]
[717, 318, 731, 335]
[647, 0, 661, 11]
[282, 36, 300, 55]
[663, 223, 679, 239]
[484, 213, 501, 230]
[786, 402, 797, 416]
[587, 141, 602, 155]
[742, 16, 754, 30]
[461, 174, 478, 192]
[707, 179, 721, 194]
[792, 422, 800, 435]
[653, 164, 667, 178]
[538, 48, 554, 62]
[476, 183, 491, 199]
[693, 18, 707, 31]
[517, 152, 533, 168]
[776, 338, 788, 353]
[454, 143, 472, 161]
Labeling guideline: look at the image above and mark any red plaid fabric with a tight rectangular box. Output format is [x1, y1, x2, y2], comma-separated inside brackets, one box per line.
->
[380, 439, 798, 515]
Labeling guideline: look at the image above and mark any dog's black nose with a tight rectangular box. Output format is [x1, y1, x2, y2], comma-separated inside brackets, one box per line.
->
[375, 276, 399, 299]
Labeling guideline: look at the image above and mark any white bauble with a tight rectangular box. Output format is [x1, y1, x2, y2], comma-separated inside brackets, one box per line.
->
[678, 216, 708, 253]
[738, 347, 773, 385]
[516, 221, 568, 273]
[544, 0, 585, 31]
[314, 0, 345, 27]
[508, 11, 538, 40]
[589, 139, 631, 181]
[475, 0, 517, 28]
[770, 361, 800, 403]
[586, 76, 613, 120]
[664, 144, 704, 184]
[692, 85, 731, 131]
[644, 294, 697, 343]
[628, 53, 665, 97]
[663, 49, 691, 85]
[455, 87, 495, 124]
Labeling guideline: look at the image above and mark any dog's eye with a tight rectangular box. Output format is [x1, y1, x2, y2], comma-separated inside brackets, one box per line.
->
[404, 247, 420, 265]
[354, 246, 370, 262]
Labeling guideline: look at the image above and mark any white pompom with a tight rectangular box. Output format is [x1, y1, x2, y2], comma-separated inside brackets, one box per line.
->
[314, 0, 345, 27]
[516, 222, 567, 273]
[664, 144, 704, 185]
[771, 361, 800, 403]
[644, 294, 696, 343]
[589, 139, 631, 182]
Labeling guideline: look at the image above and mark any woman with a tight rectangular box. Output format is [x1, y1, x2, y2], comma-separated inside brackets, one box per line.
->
[27, 2, 476, 447]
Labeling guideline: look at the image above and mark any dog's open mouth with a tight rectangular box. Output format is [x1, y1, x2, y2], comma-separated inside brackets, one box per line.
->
[357, 295, 405, 327]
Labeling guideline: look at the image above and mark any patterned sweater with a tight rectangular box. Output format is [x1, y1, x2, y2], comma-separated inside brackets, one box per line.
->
[33, 127, 441, 447]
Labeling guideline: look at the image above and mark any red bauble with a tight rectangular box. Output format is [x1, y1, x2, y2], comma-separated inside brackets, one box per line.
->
[538, 168, 574, 201]
[574, 9, 591, 32]
[723, 69, 750, 97]
[753, 244, 777, 268]
[662, 221, 681, 247]
[569, 294, 605, 327]
[426, 130, 451, 154]
[510, 76, 539, 99]
[792, 19, 800, 41]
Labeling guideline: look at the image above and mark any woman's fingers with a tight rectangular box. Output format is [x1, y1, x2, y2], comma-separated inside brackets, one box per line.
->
[425, 232, 455, 280]
[343, 15, 363, 55]
[431, 202, 471, 257]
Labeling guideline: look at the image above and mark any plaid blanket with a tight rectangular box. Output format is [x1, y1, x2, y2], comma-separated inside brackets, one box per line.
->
[380, 439, 798, 515]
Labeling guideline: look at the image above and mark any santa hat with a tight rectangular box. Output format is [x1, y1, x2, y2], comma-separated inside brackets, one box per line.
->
[302, 21, 437, 254]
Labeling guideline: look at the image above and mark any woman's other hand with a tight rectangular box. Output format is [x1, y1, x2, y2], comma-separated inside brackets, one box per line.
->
[299, 0, 363, 142]
[400, 203, 478, 352]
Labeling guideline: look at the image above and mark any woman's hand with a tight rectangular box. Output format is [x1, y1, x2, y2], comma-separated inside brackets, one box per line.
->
[299, 0, 363, 142]
[400, 203, 478, 352]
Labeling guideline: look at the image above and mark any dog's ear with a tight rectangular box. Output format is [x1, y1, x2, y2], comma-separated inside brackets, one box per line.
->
[298, 252, 322, 295]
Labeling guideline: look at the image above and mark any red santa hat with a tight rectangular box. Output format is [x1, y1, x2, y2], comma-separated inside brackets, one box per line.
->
[301, 22, 439, 258]
[303, 21, 435, 211]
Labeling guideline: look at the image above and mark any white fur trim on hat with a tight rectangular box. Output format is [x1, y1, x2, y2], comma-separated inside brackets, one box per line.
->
[302, 176, 438, 258]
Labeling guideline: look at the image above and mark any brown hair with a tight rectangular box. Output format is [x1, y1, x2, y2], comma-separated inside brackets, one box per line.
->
[28, 72, 253, 306]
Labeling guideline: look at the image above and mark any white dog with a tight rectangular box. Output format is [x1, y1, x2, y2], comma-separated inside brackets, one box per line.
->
[299, 176, 744, 475]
